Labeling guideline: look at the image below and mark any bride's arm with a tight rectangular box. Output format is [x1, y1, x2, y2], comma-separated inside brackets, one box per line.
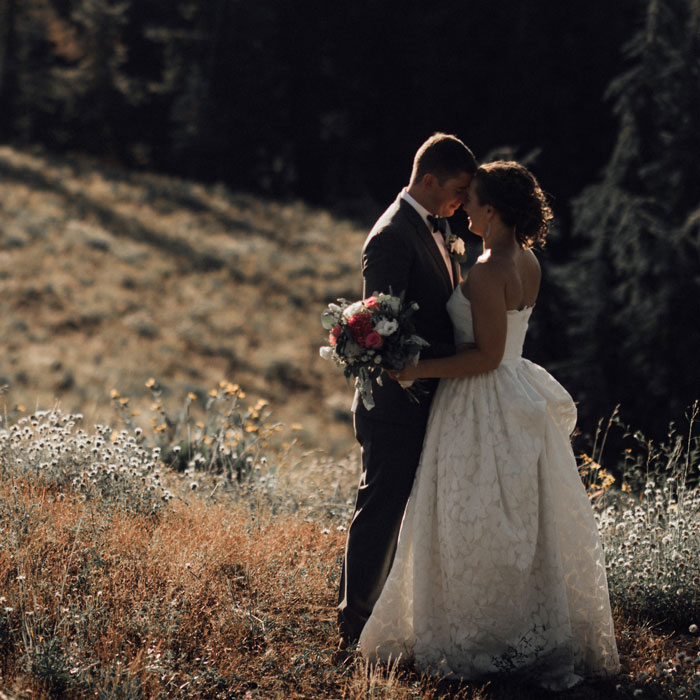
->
[398, 263, 508, 379]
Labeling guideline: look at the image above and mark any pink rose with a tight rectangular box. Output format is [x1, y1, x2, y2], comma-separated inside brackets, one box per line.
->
[329, 332, 337, 346]
[365, 296, 380, 311]
[364, 331, 383, 348]
[331, 324, 342, 337]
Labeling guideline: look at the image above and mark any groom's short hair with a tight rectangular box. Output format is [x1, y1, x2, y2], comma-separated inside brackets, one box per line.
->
[411, 133, 477, 184]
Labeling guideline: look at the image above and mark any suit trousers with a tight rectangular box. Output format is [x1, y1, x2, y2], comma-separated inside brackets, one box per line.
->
[337, 411, 428, 643]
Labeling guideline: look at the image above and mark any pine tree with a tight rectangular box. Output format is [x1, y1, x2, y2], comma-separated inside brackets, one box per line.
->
[558, 0, 700, 436]
[0, 0, 18, 139]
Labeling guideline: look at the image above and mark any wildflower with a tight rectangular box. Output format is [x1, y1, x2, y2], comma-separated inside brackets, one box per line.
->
[190, 482, 199, 491]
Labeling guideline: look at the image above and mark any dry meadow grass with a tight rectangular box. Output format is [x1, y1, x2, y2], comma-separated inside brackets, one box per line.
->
[0, 144, 364, 457]
[0, 405, 698, 699]
[1, 476, 698, 700]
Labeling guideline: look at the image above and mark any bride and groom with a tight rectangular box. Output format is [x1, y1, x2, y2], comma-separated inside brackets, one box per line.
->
[336, 133, 620, 689]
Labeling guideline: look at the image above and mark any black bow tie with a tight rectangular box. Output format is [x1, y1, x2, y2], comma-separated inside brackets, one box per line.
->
[427, 215, 447, 235]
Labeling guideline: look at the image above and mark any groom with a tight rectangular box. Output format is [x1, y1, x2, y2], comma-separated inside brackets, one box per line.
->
[337, 133, 477, 650]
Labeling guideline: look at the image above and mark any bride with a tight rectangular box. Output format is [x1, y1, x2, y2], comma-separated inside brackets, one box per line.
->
[358, 161, 620, 690]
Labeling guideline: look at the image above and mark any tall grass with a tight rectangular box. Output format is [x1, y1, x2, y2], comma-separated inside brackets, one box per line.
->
[0, 390, 699, 698]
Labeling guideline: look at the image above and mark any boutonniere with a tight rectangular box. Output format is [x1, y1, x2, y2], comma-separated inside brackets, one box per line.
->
[444, 232, 467, 263]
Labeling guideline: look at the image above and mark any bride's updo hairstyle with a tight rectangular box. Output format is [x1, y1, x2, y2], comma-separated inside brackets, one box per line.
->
[473, 161, 553, 248]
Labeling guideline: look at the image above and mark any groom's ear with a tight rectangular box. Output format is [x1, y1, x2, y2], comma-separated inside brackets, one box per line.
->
[422, 172, 436, 190]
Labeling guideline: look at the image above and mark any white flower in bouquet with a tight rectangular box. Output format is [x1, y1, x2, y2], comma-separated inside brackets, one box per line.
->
[342, 300, 365, 318]
[374, 318, 399, 336]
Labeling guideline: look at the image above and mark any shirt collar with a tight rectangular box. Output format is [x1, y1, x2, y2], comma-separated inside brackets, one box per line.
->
[400, 189, 434, 232]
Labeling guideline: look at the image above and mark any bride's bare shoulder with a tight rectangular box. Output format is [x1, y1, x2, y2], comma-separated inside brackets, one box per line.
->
[517, 247, 541, 282]
[461, 252, 512, 296]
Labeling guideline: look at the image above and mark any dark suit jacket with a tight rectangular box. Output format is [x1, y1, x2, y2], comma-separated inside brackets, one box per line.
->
[352, 194, 458, 425]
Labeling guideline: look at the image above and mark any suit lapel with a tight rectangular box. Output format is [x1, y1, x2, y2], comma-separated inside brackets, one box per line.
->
[397, 199, 454, 292]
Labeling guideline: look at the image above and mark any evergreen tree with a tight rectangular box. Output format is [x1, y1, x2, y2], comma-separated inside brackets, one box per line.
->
[558, 0, 700, 437]
[0, 0, 18, 139]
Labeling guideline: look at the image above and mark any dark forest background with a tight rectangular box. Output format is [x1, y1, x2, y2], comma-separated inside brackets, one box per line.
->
[1, 0, 699, 445]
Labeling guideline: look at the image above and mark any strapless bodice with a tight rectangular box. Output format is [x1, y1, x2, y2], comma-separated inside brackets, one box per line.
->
[446, 286, 533, 363]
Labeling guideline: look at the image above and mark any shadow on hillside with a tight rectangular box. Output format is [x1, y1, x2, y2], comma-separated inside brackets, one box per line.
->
[0, 148, 263, 276]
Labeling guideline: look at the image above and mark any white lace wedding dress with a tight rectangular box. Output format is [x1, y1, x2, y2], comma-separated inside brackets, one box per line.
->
[359, 286, 619, 690]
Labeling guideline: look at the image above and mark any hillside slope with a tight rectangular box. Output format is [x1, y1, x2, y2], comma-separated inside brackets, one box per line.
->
[0, 145, 365, 455]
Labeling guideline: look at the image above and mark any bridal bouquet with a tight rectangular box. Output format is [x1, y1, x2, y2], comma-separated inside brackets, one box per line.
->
[319, 293, 429, 410]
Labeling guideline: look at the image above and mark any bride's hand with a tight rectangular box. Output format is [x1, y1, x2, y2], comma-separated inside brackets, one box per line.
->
[388, 363, 421, 382]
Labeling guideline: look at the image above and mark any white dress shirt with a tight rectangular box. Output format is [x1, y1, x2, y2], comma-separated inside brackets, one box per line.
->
[400, 189, 454, 286]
